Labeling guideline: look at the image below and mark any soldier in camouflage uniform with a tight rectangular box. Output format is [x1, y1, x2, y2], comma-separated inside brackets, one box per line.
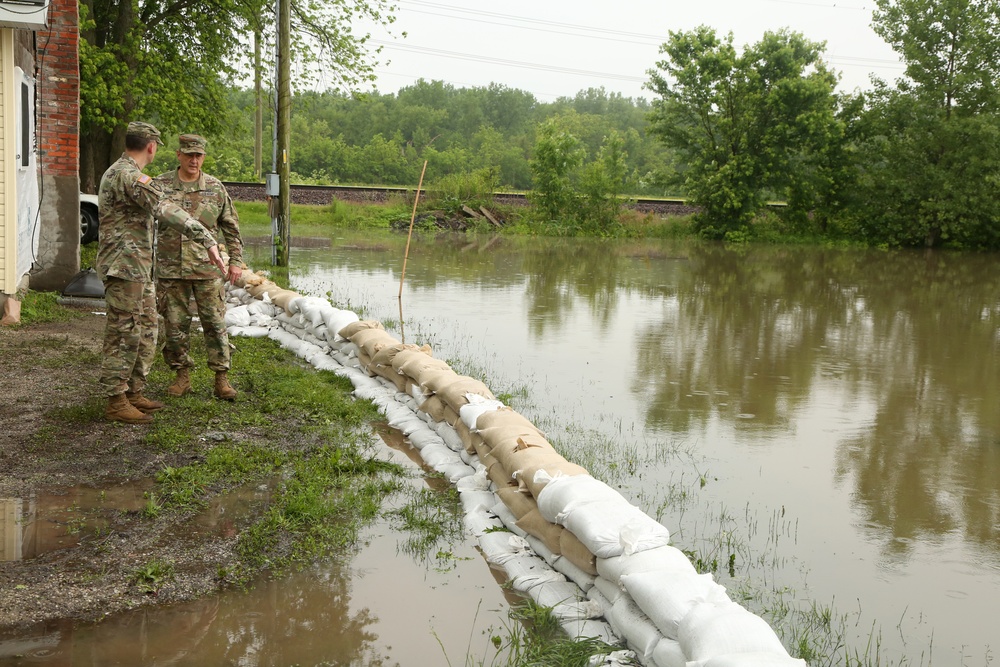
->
[97, 122, 226, 424]
[154, 134, 244, 400]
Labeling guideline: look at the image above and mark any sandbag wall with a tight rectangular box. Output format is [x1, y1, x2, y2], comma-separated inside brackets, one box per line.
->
[224, 272, 808, 667]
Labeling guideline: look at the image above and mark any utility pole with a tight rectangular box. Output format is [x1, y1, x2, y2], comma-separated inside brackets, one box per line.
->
[274, 0, 291, 266]
[253, 31, 262, 180]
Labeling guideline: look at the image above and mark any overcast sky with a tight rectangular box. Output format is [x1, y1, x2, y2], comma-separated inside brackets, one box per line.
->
[360, 0, 905, 102]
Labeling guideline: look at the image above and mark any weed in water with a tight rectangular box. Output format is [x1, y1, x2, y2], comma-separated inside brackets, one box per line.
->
[131, 559, 175, 595]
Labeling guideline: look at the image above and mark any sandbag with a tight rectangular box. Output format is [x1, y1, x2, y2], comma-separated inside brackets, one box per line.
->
[475, 408, 543, 434]
[561, 500, 671, 558]
[537, 474, 626, 525]
[491, 434, 556, 474]
[515, 508, 564, 555]
[559, 529, 598, 576]
[496, 486, 536, 518]
[339, 319, 383, 339]
[519, 460, 590, 499]
[391, 346, 435, 372]
[651, 636, 686, 667]
[397, 354, 452, 385]
[417, 368, 462, 394]
[597, 545, 698, 584]
[620, 570, 729, 639]
[686, 653, 808, 667]
[605, 594, 663, 663]
[679, 602, 790, 663]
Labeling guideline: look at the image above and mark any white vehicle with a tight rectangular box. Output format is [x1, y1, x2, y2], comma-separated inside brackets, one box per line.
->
[80, 192, 99, 244]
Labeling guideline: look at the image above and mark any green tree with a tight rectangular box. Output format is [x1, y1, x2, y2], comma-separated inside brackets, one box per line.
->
[528, 119, 586, 226]
[847, 0, 1000, 248]
[79, 0, 398, 191]
[646, 27, 840, 239]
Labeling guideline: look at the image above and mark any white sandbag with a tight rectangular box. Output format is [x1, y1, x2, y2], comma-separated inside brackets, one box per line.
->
[537, 474, 626, 524]
[455, 464, 490, 492]
[464, 507, 504, 536]
[459, 394, 506, 430]
[434, 460, 475, 483]
[224, 304, 251, 327]
[562, 619, 620, 645]
[589, 649, 638, 666]
[597, 545, 697, 584]
[227, 325, 271, 338]
[459, 489, 497, 514]
[552, 551, 597, 592]
[551, 599, 604, 622]
[479, 531, 532, 565]
[491, 500, 527, 537]
[687, 653, 808, 667]
[406, 427, 445, 450]
[323, 308, 359, 339]
[605, 594, 664, 662]
[561, 501, 671, 558]
[621, 570, 729, 639]
[679, 602, 790, 663]
[419, 443, 462, 468]
[311, 354, 343, 372]
[434, 422, 467, 452]
[523, 578, 585, 609]
[591, 575, 625, 607]
[503, 556, 566, 592]
[651, 636, 686, 667]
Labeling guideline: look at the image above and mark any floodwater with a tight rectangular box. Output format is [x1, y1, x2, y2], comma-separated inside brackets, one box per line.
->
[3, 231, 998, 665]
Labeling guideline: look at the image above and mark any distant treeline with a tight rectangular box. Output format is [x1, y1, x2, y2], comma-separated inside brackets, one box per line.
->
[190, 82, 674, 197]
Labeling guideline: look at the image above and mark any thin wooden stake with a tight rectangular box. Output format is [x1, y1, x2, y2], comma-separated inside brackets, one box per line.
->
[398, 160, 428, 300]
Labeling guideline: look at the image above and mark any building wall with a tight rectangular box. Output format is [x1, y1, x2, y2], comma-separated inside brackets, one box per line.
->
[29, 0, 80, 292]
[0, 28, 15, 298]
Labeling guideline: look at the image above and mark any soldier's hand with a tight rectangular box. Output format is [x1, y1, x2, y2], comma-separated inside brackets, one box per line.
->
[208, 245, 227, 274]
[226, 264, 243, 285]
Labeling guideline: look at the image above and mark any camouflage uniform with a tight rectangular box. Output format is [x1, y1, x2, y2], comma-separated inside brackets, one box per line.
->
[154, 135, 244, 374]
[96, 126, 219, 399]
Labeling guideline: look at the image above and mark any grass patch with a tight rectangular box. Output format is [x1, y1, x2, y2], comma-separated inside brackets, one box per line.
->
[14, 290, 84, 326]
[387, 485, 467, 569]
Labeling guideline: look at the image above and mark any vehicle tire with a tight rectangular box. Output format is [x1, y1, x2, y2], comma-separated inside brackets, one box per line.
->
[80, 205, 99, 244]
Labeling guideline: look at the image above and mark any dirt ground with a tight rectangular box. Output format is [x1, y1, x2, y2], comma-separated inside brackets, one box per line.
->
[0, 308, 252, 633]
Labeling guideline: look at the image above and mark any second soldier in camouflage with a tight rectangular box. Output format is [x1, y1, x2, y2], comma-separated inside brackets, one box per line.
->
[154, 134, 245, 400]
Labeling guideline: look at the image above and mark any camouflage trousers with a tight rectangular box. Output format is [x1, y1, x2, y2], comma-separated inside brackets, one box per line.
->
[99, 278, 158, 397]
[157, 277, 230, 372]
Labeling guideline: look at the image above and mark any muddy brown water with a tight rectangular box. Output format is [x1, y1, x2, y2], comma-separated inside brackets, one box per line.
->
[3, 233, 998, 665]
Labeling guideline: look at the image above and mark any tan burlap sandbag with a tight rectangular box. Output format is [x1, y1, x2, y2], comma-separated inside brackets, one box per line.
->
[489, 461, 517, 490]
[473, 437, 493, 461]
[497, 485, 537, 518]
[475, 408, 542, 434]
[518, 459, 590, 499]
[267, 287, 300, 313]
[391, 346, 436, 373]
[353, 329, 401, 358]
[418, 395, 448, 422]
[372, 343, 432, 375]
[436, 377, 496, 413]
[418, 368, 462, 394]
[453, 420, 484, 454]
[491, 434, 557, 475]
[516, 508, 564, 555]
[442, 404, 462, 427]
[397, 354, 452, 384]
[245, 282, 269, 298]
[339, 319, 383, 340]
[560, 529, 598, 575]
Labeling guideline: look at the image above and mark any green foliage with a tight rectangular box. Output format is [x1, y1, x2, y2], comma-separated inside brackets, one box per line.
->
[131, 558, 175, 594]
[839, 0, 1000, 249]
[647, 27, 841, 239]
[528, 119, 633, 234]
[13, 291, 82, 326]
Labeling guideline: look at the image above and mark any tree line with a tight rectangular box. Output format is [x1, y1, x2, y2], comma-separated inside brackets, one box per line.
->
[81, 0, 1000, 249]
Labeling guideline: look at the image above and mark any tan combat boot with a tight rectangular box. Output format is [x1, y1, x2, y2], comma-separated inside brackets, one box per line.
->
[166, 368, 191, 397]
[126, 391, 165, 413]
[214, 371, 237, 401]
[105, 394, 154, 424]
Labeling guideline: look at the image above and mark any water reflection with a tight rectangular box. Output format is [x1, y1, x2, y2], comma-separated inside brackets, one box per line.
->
[265, 232, 1000, 660]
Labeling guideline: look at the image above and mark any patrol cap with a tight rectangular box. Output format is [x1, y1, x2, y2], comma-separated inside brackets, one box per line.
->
[178, 134, 208, 155]
[126, 121, 164, 146]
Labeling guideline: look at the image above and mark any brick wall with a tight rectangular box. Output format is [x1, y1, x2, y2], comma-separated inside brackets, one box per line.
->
[37, 0, 78, 177]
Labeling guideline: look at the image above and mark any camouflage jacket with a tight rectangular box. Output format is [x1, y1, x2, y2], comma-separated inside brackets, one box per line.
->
[153, 170, 244, 280]
[96, 154, 218, 283]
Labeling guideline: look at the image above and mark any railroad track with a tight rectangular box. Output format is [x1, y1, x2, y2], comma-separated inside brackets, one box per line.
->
[222, 181, 699, 216]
